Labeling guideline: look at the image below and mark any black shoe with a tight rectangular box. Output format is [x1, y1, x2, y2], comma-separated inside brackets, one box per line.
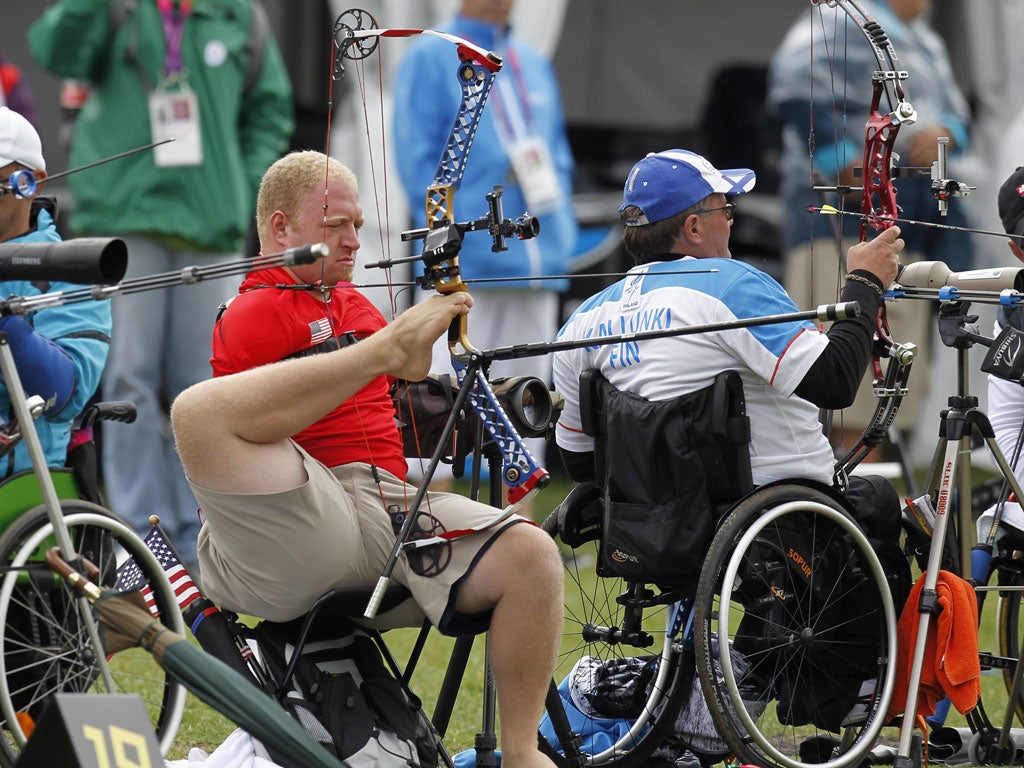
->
[800, 734, 840, 763]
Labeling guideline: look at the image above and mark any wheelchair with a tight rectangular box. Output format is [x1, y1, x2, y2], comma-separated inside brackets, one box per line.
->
[0, 400, 187, 766]
[540, 370, 899, 768]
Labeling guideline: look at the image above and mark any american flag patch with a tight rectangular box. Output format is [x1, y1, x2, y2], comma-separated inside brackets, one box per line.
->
[309, 318, 333, 344]
[115, 526, 201, 617]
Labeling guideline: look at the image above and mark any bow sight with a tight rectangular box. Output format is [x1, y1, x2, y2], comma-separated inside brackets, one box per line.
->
[812, 136, 974, 219]
[396, 184, 540, 288]
[0, 171, 36, 200]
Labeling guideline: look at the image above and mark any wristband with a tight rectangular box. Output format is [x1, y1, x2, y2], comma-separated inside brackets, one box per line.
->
[844, 273, 883, 297]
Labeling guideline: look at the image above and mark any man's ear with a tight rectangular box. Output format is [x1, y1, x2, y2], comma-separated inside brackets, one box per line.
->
[681, 213, 703, 245]
[268, 209, 290, 247]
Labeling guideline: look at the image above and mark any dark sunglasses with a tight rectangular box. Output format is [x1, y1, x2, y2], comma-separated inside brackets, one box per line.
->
[696, 202, 736, 221]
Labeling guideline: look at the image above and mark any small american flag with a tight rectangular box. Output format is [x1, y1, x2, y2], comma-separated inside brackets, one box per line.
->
[308, 317, 333, 344]
[116, 526, 201, 618]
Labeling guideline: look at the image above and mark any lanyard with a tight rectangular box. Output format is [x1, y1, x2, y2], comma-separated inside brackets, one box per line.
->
[156, 0, 194, 76]
[492, 45, 534, 140]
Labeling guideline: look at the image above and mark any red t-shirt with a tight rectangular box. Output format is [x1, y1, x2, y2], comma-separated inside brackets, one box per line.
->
[211, 267, 407, 480]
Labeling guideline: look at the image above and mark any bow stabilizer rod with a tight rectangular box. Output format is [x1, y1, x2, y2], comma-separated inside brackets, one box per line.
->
[0, 243, 328, 316]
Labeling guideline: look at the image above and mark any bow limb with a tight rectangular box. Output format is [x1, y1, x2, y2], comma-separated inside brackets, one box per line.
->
[810, 0, 919, 476]
[334, 17, 502, 73]
[811, 0, 915, 225]
[417, 44, 549, 503]
[820, 3, 914, 272]
[845, 1, 915, 376]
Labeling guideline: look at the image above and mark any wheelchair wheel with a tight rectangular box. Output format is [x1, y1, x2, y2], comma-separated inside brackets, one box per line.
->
[541, 503, 691, 768]
[996, 567, 1024, 726]
[694, 484, 897, 768]
[0, 502, 187, 765]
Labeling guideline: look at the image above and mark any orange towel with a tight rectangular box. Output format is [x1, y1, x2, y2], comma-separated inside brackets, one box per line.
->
[889, 570, 980, 720]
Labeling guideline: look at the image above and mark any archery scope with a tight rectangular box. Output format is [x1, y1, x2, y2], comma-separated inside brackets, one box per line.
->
[499, 214, 540, 240]
[395, 374, 562, 460]
[491, 375, 561, 438]
[0, 238, 128, 285]
[896, 261, 1024, 293]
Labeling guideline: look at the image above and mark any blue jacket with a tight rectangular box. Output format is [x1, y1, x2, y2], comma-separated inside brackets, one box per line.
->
[3, 206, 112, 473]
[394, 15, 576, 289]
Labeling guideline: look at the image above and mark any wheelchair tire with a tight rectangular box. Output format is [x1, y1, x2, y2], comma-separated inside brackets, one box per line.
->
[997, 575, 1024, 726]
[540, 508, 691, 768]
[694, 484, 898, 768]
[0, 502, 186, 765]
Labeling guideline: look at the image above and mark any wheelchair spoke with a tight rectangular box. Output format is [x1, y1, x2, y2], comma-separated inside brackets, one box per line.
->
[0, 506, 187, 766]
[696, 488, 898, 768]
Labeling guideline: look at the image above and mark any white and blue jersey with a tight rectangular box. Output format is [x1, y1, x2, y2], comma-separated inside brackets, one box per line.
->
[553, 257, 835, 485]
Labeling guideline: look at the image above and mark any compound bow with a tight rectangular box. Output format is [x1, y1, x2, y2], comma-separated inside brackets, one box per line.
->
[331, 8, 549, 616]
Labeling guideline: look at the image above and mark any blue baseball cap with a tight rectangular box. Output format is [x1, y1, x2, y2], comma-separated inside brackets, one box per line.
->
[620, 149, 756, 226]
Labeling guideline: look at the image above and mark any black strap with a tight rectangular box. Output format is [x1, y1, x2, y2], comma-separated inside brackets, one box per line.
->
[112, 0, 152, 92]
[244, 1, 270, 94]
[55, 330, 113, 344]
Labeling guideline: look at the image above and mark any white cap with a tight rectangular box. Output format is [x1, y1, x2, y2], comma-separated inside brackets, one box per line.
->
[0, 107, 45, 172]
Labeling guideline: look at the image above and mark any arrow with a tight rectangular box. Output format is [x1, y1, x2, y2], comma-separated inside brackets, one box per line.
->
[809, 204, 1024, 243]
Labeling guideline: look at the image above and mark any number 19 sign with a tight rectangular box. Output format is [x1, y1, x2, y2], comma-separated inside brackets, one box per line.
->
[16, 693, 162, 768]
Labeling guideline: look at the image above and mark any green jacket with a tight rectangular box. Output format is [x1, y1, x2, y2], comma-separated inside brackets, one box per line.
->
[29, 0, 294, 252]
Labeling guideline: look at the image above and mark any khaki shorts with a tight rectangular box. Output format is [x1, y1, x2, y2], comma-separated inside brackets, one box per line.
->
[192, 443, 524, 634]
[783, 239, 932, 438]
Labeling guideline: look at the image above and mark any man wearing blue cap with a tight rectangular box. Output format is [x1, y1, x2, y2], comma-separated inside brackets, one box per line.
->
[553, 148, 904, 488]
[551, 150, 911, 751]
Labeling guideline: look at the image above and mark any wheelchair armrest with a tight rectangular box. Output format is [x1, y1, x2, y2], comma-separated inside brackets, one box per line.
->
[77, 401, 137, 430]
[555, 481, 602, 548]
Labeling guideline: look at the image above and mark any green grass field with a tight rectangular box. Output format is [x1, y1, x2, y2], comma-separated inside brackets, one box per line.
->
[165, 474, 1024, 765]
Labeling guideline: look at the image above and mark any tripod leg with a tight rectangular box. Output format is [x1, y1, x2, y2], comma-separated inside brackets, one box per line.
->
[897, 438, 961, 763]
[475, 636, 499, 767]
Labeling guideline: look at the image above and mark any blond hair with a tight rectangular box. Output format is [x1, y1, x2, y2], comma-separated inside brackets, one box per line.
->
[256, 150, 359, 250]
